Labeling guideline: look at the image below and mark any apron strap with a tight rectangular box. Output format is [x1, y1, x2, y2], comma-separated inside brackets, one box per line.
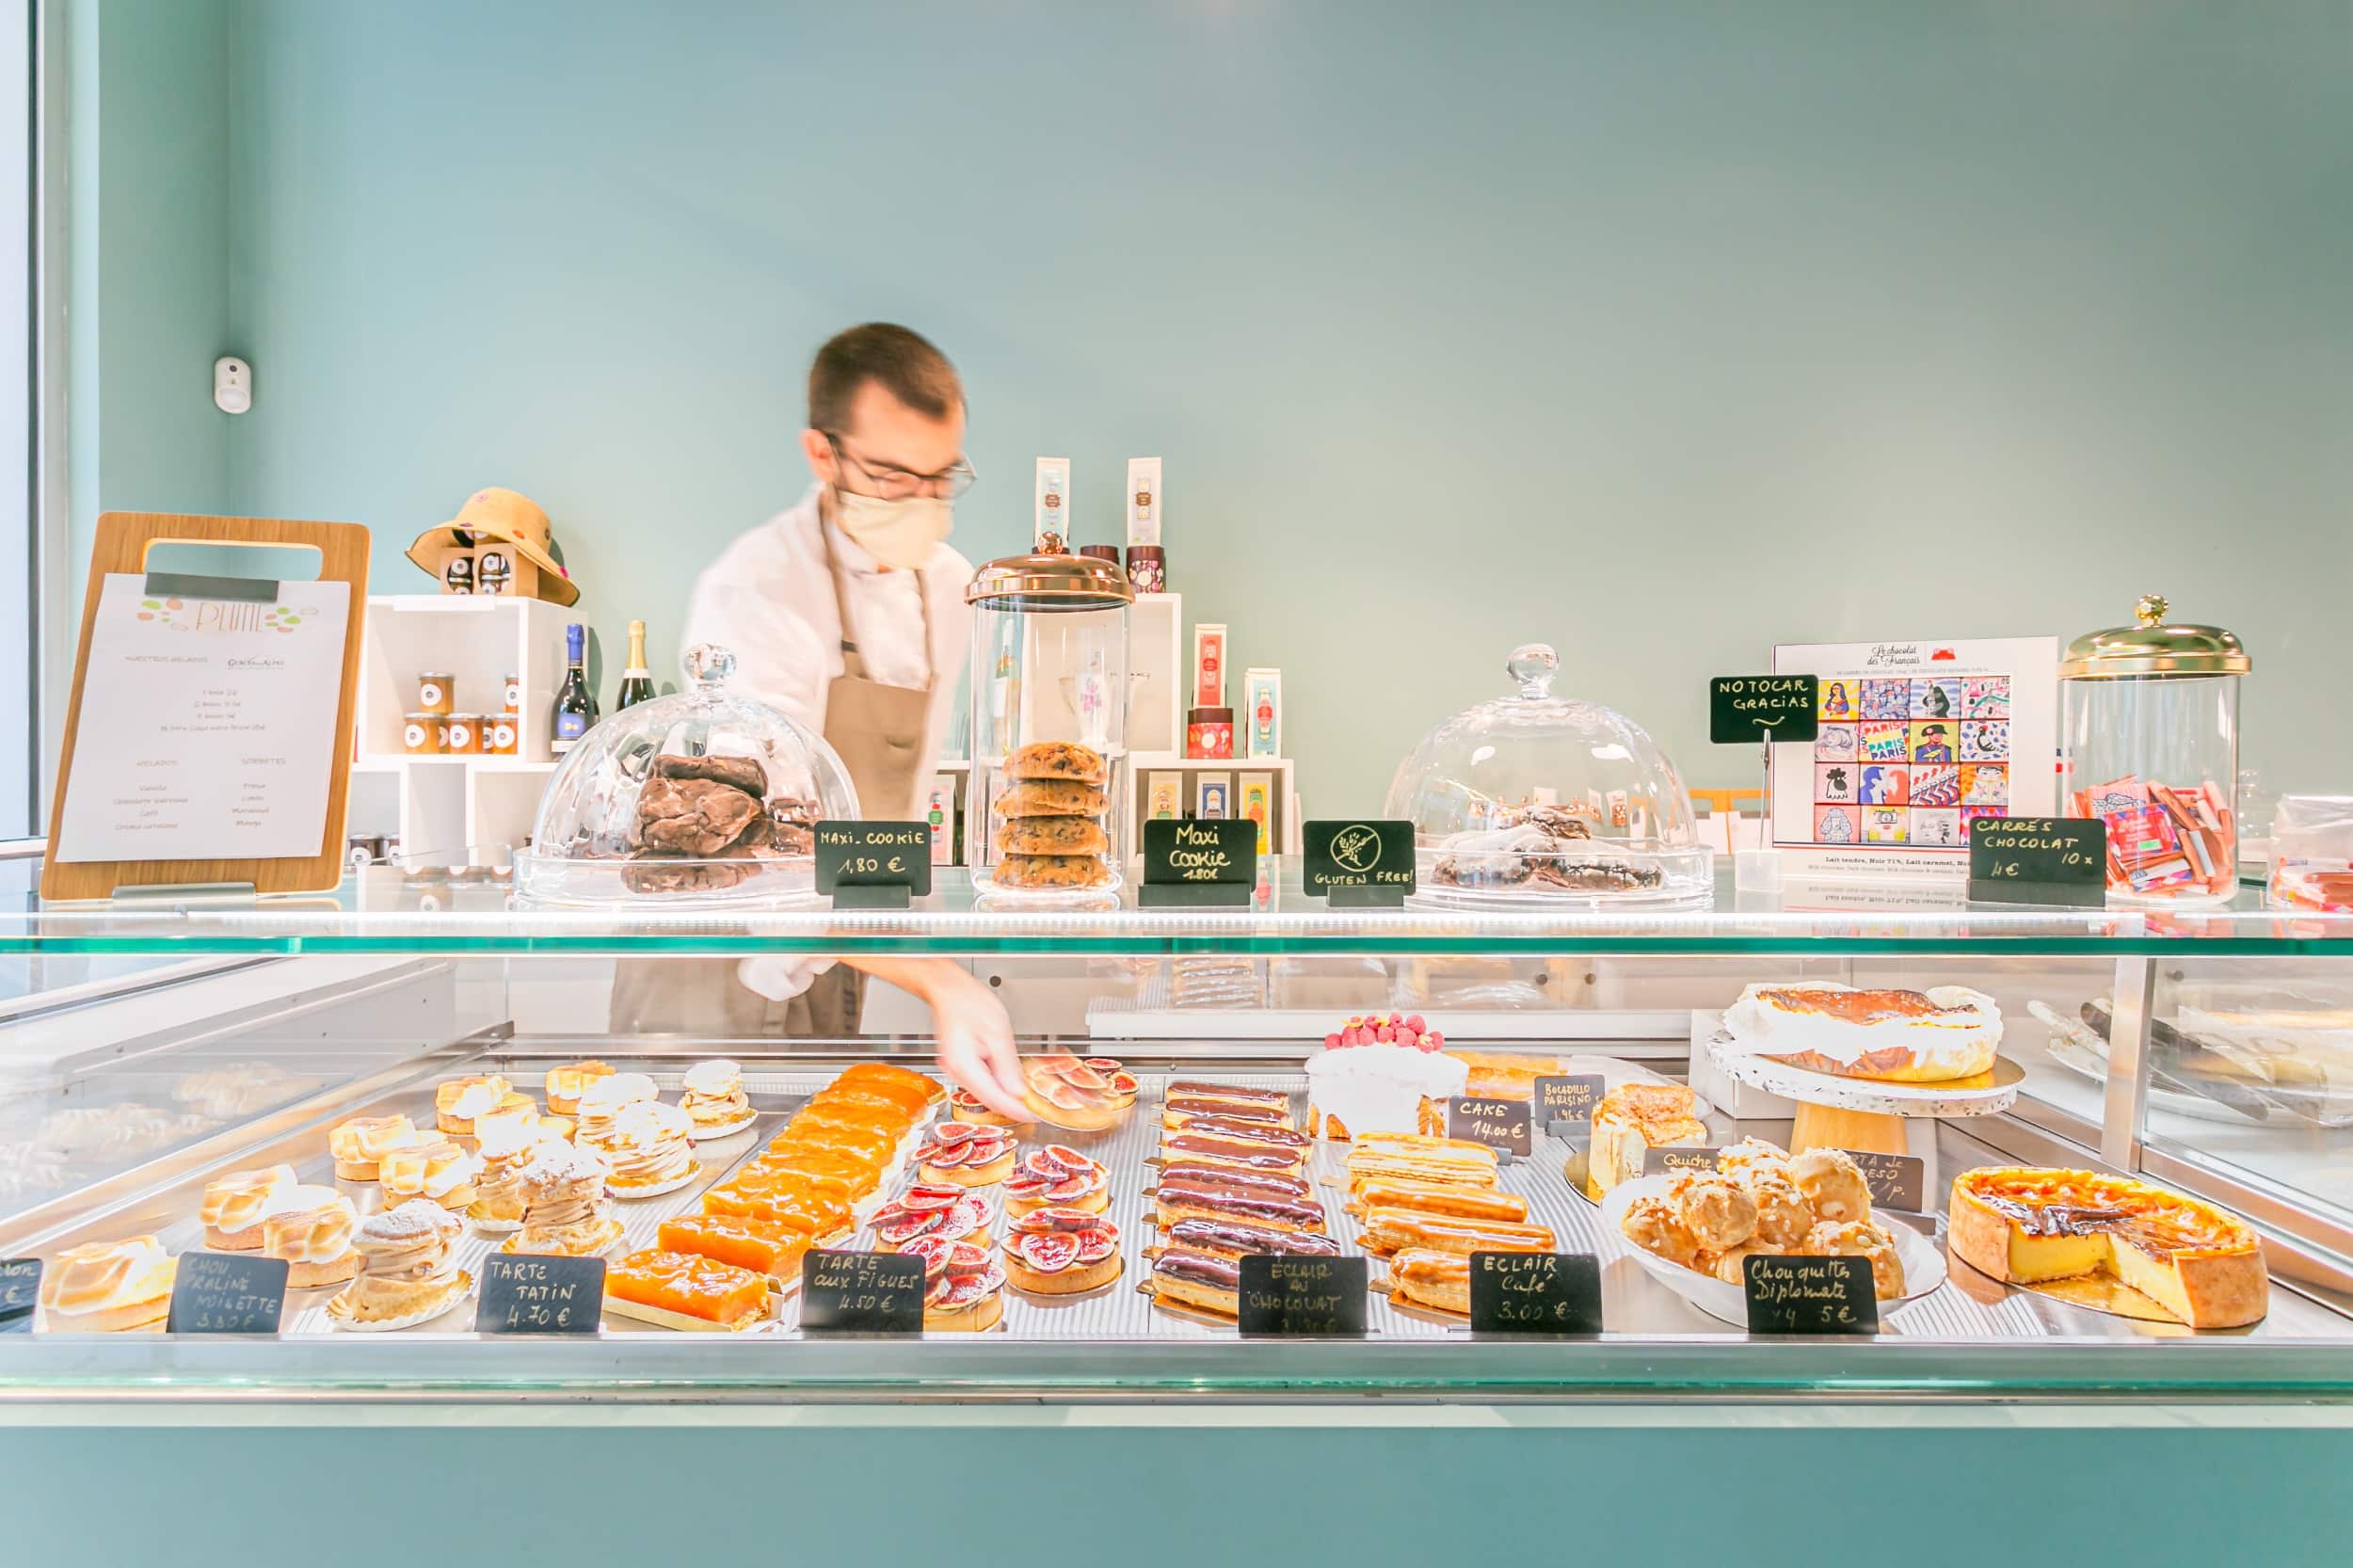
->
[819, 499, 934, 689]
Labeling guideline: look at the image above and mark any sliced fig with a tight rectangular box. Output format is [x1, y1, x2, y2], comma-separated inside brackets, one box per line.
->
[1056, 1062, 1108, 1091]
[926, 1273, 955, 1305]
[1038, 1145, 1093, 1176]
[931, 1121, 978, 1146]
[1082, 1057, 1124, 1074]
[977, 1266, 1007, 1295]
[936, 1273, 987, 1308]
[901, 1237, 954, 1281]
[895, 1184, 959, 1214]
[920, 1141, 968, 1168]
[1041, 1080, 1091, 1112]
[1043, 1174, 1096, 1202]
[1019, 1233, 1079, 1272]
[1002, 1174, 1048, 1201]
[1074, 1227, 1119, 1265]
[877, 1211, 944, 1246]
[1106, 1071, 1140, 1096]
[947, 1240, 991, 1274]
[948, 1195, 993, 1234]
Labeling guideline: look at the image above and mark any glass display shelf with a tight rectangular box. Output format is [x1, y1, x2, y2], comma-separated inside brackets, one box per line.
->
[1, 862, 2347, 958]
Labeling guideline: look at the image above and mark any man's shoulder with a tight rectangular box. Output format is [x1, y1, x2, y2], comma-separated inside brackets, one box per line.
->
[699, 499, 822, 584]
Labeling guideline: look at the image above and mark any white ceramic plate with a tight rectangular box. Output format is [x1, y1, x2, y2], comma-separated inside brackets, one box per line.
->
[1598, 1175, 1946, 1327]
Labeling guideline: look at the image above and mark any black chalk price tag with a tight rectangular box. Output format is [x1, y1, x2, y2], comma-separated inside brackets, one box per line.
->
[800, 1249, 925, 1335]
[477, 1254, 604, 1335]
[0, 1257, 40, 1334]
[165, 1250, 288, 1335]
[1533, 1073, 1605, 1134]
[1967, 816, 2105, 907]
[1469, 1252, 1603, 1336]
[1840, 1149, 1927, 1212]
[1238, 1255, 1368, 1337]
[1643, 1145, 1722, 1176]
[1303, 819, 1416, 904]
[1710, 675, 1820, 744]
[1139, 817, 1257, 908]
[815, 820, 932, 907]
[1742, 1254, 1878, 1335]
[1446, 1095, 1531, 1160]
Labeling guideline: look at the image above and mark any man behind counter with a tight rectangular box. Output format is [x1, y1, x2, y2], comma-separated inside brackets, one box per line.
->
[611, 324, 1025, 1118]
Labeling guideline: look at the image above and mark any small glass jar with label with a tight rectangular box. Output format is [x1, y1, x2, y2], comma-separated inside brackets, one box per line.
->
[488, 712, 520, 756]
[415, 672, 455, 715]
[444, 713, 483, 755]
[402, 712, 445, 755]
[502, 673, 520, 714]
[1187, 706, 1235, 759]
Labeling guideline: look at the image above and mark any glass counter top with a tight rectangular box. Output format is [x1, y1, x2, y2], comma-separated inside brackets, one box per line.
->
[1, 860, 2348, 957]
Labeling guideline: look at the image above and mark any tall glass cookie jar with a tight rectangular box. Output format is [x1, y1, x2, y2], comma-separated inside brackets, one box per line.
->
[2058, 594, 2250, 905]
[966, 553, 1131, 898]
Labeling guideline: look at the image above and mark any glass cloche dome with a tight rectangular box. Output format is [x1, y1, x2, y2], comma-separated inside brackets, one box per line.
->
[1382, 643, 1711, 908]
[513, 644, 858, 907]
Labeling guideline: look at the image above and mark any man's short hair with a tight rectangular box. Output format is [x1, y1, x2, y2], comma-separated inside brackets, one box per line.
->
[808, 323, 963, 433]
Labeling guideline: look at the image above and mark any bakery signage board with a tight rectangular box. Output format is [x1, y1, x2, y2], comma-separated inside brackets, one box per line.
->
[1841, 1150, 1928, 1212]
[1302, 819, 1416, 905]
[0, 1257, 40, 1334]
[1533, 1073, 1606, 1135]
[1238, 1255, 1369, 1337]
[42, 512, 371, 900]
[801, 1249, 926, 1335]
[1741, 1254, 1879, 1335]
[1709, 676, 1819, 744]
[165, 1250, 289, 1335]
[814, 820, 933, 907]
[477, 1254, 605, 1336]
[1643, 1145, 1722, 1176]
[1469, 1252, 1603, 1336]
[1446, 1095, 1531, 1160]
[1140, 817, 1257, 908]
[1966, 816, 2105, 907]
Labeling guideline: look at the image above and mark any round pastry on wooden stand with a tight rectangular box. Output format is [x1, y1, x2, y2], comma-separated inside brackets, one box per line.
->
[1703, 1032, 2021, 1155]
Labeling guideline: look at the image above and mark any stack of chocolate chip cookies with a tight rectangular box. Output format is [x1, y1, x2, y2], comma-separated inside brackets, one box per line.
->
[990, 742, 1113, 889]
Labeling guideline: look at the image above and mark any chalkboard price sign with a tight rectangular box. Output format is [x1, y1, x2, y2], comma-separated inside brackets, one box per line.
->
[1238, 1255, 1369, 1337]
[477, 1254, 605, 1336]
[1303, 820, 1416, 905]
[801, 1249, 926, 1335]
[1139, 818, 1257, 908]
[165, 1251, 289, 1336]
[1710, 676, 1821, 745]
[1643, 1145, 1722, 1176]
[1967, 816, 2105, 907]
[815, 820, 933, 907]
[1840, 1150, 1928, 1212]
[1468, 1252, 1603, 1336]
[1532, 1074, 1605, 1130]
[1742, 1253, 1879, 1335]
[0, 1257, 40, 1334]
[1446, 1095, 1532, 1160]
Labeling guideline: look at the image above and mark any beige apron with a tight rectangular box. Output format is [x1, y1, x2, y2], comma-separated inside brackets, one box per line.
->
[608, 511, 935, 1038]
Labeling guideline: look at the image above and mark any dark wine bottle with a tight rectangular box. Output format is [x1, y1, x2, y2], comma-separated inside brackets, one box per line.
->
[552, 622, 598, 753]
[615, 618, 655, 712]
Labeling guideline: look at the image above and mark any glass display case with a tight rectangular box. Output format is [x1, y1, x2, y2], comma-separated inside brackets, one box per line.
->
[512, 644, 857, 907]
[1384, 643, 1713, 909]
[2, 852, 2351, 1407]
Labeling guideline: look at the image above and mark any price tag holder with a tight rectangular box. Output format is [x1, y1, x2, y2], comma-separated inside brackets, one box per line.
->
[477, 1254, 605, 1336]
[1742, 1254, 1878, 1335]
[1238, 1255, 1368, 1337]
[165, 1251, 289, 1335]
[1533, 1073, 1605, 1136]
[1302, 819, 1416, 906]
[1446, 1095, 1531, 1161]
[1710, 675, 1820, 744]
[1966, 816, 2105, 908]
[1840, 1149, 1927, 1212]
[815, 821, 933, 909]
[1138, 818, 1257, 909]
[1469, 1252, 1603, 1336]
[0, 1257, 40, 1334]
[1643, 1145, 1722, 1176]
[800, 1249, 925, 1335]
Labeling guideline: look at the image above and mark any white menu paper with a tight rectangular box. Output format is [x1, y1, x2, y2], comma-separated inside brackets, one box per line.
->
[56, 573, 351, 863]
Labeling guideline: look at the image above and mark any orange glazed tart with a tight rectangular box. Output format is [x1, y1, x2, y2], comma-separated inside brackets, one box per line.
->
[698, 1177, 853, 1241]
[603, 1248, 779, 1333]
[755, 1144, 887, 1199]
[1947, 1166, 2267, 1328]
[834, 1062, 945, 1110]
[773, 1118, 900, 1169]
[657, 1213, 813, 1286]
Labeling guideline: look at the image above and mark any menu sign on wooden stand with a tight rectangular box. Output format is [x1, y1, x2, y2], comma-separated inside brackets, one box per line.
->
[42, 513, 370, 900]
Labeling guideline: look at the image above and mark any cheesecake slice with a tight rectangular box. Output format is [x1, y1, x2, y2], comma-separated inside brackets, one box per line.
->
[1947, 1166, 2267, 1329]
[1588, 1082, 1706, 1194]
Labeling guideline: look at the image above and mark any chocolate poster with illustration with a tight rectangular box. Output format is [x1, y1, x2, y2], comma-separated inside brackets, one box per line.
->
[1769, 636, 2057, 883]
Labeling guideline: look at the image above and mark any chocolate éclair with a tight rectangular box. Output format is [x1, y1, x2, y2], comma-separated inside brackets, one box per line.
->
[1166, 1082, 1289, 1111]
[1160, 1217, 1343, 1260]
[1160, 1133, 1306, 1173]
[1153, 1179, 1327, 1233]
[1163, 1115, 1311, 1150]
[1155, 1161, 1314, 1201]
[1147, 1248, 1241, 1317]
[1161, 1097, 1293, 1129]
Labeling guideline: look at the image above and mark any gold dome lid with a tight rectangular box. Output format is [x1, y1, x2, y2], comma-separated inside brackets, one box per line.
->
[964, 552, 1134, 612]
[2058, 594, 2250, 680]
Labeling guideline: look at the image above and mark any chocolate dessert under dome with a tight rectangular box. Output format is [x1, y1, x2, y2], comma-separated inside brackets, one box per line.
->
[514, 644, 858, 906]
[1384, 643, 1712, 908]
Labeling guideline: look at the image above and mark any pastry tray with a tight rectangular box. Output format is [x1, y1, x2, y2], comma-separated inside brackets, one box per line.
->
[8, 1059, 2345, 1343]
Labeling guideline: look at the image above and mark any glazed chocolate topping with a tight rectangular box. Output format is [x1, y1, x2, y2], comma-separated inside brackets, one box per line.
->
[1163, 1135, 1300, 1171]
[1167, 1218, 1343, 1258]
[1167, 1081, 1289, 1108]
[1158, 1180, 1325, 1228]
[1174, 1115, 1310, 1149]
[1158, 1161, 1311, 1199]
[1166, 1097, 1287, 1124]
[1152, 1249, 1241, 1288]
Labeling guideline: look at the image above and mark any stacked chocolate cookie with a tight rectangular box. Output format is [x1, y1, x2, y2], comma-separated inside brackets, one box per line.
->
[624, 752, 818, 894]
[990, 742, 1113, 889]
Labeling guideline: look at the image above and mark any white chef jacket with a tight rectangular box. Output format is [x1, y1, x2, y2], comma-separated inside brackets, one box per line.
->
[679, 482, 971, 1003]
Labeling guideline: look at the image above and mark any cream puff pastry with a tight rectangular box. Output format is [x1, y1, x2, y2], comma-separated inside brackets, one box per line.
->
[329, 1201, 471, 1329]
[504, 1144, 624, 1258]
[680, 1060, 757, 1140]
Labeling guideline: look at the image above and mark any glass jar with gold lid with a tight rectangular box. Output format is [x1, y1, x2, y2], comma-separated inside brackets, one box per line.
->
[2058, 594, 2250, 905]
[966, 552, 1132, 900]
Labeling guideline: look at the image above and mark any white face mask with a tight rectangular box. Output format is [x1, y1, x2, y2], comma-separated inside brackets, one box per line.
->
[832, 487, 952, 570]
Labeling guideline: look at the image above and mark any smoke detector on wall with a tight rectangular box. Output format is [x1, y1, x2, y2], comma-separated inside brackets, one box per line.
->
[214, 356, 252, 415]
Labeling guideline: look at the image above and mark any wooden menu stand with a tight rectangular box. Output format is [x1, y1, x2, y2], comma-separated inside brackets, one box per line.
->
[41, 512, 370, 901]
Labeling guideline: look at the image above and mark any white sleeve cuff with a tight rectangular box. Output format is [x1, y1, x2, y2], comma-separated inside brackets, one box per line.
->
[734, 955, 834, 1002]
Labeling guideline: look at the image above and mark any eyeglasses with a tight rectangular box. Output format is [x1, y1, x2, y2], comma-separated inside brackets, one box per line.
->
[824, 434, 979, 501]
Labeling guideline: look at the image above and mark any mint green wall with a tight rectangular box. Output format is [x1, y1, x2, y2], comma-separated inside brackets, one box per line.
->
[83, 1, 2353, 811]
[66, 0, 236, 613]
